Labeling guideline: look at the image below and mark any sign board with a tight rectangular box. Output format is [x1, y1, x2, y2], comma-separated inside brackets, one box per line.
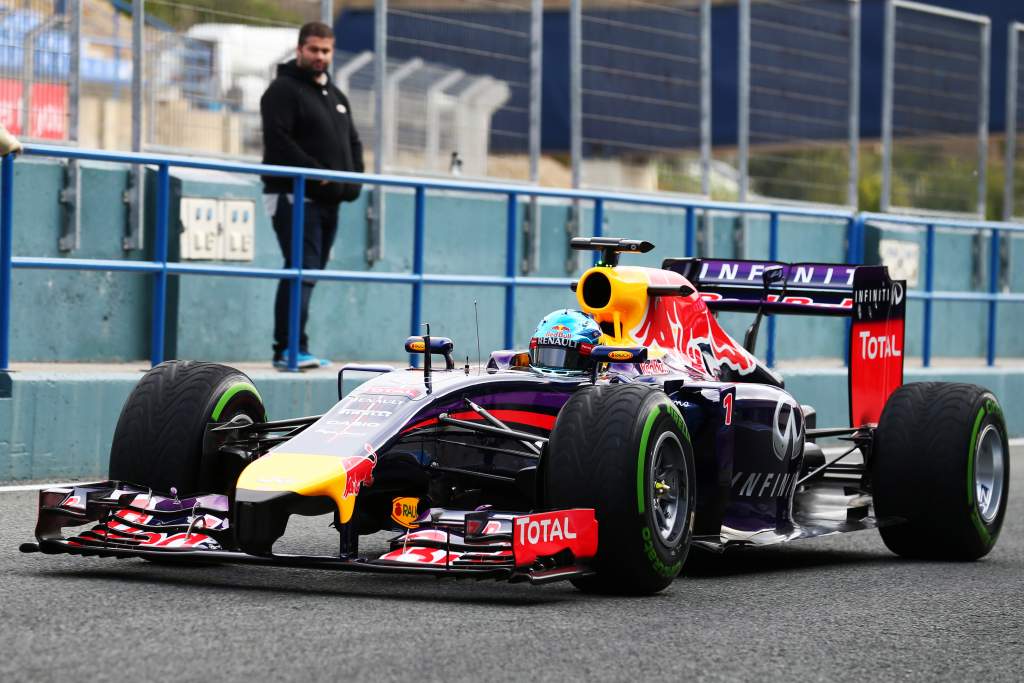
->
[0, 80, 68, 139]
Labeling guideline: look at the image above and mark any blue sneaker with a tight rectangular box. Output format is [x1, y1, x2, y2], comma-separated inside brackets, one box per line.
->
[273, 352, 321, 370]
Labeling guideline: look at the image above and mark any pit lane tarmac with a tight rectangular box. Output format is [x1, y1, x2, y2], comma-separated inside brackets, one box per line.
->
[2, 448, 1023, 682]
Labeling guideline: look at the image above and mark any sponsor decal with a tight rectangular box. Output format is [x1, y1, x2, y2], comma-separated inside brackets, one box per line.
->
[517, 514, 577, 544]
[379, 547, 460, 565]
[362, 386, 423, 399]
[61, 494, 83, 509]
[391, 496, 420, 528]
[538, 335, 580, 348]
[698, 261, 856, 287]
[638, 359, 667, 375]
[409, 341, 425, 352]
[857, 331, 902, 360]
[512, 509, 598, 567]
[549, 324, 572, 339]
[335, 408, 394, 418]
[340, 444, 378, 498]
[608, 350, 634, 361]
[772, 399, 804, 462]
[641, 527, 683, 578]
[731, 471, 798, 498]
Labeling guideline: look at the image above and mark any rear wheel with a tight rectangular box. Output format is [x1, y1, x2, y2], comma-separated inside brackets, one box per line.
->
[545, 383, 695, 595]
[109, 360, 266, 496]
[872, 382, 1009, 560]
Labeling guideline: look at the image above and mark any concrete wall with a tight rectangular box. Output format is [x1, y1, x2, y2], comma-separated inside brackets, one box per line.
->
[6, 156, 1020, 366]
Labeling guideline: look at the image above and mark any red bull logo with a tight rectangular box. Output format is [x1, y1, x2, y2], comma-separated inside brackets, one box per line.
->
[633, 275, 756, 377]
[549, 324, 572, 339]
[340, 445, 378, 498]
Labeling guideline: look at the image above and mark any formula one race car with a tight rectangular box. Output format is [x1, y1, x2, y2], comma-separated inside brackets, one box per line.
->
[21, 237, 1011, 595]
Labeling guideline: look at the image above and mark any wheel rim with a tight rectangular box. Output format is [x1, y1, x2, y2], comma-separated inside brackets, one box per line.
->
[649, 431, 688, 546]
[974, 424, 1005, 524]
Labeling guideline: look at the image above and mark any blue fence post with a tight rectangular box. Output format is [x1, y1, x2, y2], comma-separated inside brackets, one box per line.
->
[922, 223, 935, 368]
[592, 198, 604, 266]
[843, 215, 865, 366]
[684, 206, 696, 256]
[0, 154, 13, 371]
[987, 227, 1000, 367]
[149, 164, 170, 367]
[846, 214, 864, 264]
[504, 192, 518, 350]
[410, 185, 426, 367]
[286, 175, 306, 372]
[766, 211, 779, 367]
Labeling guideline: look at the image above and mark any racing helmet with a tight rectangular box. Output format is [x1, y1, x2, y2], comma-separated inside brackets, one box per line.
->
[529, 309, 602, 372]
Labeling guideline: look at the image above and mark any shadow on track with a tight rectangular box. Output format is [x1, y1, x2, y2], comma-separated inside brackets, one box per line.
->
[26, 563, 571, 607]
[680, 545, 894, 578]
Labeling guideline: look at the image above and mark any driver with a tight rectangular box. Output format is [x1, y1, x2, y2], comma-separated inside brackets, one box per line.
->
[529, 309, 602, 373]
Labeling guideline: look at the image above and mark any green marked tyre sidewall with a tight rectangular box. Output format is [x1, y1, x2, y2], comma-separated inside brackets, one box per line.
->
[634, 399, 692, 580]
[211, 381, 266, 422]
[201, 378, 267, 493]
[966, 397, 1007, 547]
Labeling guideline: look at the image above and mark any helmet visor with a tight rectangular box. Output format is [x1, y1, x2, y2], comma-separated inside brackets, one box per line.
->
[530, 344, 591, 371]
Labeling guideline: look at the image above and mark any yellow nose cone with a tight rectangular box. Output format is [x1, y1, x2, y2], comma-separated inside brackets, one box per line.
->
[236, 452, 374, 524]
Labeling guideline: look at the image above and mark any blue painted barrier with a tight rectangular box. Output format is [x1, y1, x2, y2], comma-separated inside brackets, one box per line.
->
[2, 145, 1024, 373]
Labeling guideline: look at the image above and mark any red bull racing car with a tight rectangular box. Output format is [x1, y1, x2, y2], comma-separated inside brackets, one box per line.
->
[21, 237, 1011, 595]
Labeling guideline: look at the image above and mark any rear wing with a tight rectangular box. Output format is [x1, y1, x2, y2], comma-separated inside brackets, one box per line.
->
[664, 257, 906, 428]
[663, 258, 856, 315]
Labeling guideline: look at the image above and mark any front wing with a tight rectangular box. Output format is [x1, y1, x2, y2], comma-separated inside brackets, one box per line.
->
[20, 482, 599, 586]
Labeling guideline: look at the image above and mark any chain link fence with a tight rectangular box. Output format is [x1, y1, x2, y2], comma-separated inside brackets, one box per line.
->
[12, 0, 1024, 222]
[576, 0, 707, 195]
[882, 0, 989, 216]
[0, 0, 73, 143]
[382, 0, 533, 181]
[741, 0, 858, 207]
[1005, 22, 1024, 221]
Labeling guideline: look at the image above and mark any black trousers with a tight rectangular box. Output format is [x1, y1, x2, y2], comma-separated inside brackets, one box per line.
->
[271, 194, 339, 357]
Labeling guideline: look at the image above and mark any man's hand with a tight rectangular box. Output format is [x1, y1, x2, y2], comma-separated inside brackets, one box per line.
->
[0, 124, 21, 156]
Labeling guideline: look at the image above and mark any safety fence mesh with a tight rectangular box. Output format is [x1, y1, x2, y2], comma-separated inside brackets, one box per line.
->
[887, 3, 987, 215]
[746, 0, 854, 207]
[384, 0, 531, 180]
[580, 0, 703, 194]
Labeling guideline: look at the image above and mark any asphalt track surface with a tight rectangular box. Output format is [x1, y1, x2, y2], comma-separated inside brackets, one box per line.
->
[2, 452, 1023, 682]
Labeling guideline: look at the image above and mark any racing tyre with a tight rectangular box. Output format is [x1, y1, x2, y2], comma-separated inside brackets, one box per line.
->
[873, 382, 1009, 560]
[109, 360, 266, 496]
[545, 384, 695, 595]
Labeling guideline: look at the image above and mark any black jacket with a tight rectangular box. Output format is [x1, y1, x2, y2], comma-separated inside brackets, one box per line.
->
[260, 60, 364, 205]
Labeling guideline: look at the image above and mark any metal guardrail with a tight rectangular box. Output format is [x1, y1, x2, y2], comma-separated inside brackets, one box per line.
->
[1, 144, 1023, 372]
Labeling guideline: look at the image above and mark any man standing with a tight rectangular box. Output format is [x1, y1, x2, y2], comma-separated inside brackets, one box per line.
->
[261, 21, 364, 369]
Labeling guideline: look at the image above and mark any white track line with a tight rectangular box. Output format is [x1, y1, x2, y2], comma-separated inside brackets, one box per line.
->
[0, 481, 90, 493]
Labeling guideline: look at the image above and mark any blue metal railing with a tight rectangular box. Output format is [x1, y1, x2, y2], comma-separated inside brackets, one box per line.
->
[1, 144, 1023, 372]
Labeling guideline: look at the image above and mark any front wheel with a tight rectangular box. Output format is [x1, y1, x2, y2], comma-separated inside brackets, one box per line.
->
[872, 382, 1010, 560]
[108, 360, 266, 496]
[545, 384, 696, 595]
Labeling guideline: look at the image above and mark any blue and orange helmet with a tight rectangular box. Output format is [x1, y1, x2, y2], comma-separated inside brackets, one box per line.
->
[529, 309, 602, 373]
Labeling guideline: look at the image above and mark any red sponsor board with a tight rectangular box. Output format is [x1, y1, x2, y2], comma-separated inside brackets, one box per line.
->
[0, 80, 67, 139]
[512, 509, 598, 567]
[849, 318, 904, 427]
